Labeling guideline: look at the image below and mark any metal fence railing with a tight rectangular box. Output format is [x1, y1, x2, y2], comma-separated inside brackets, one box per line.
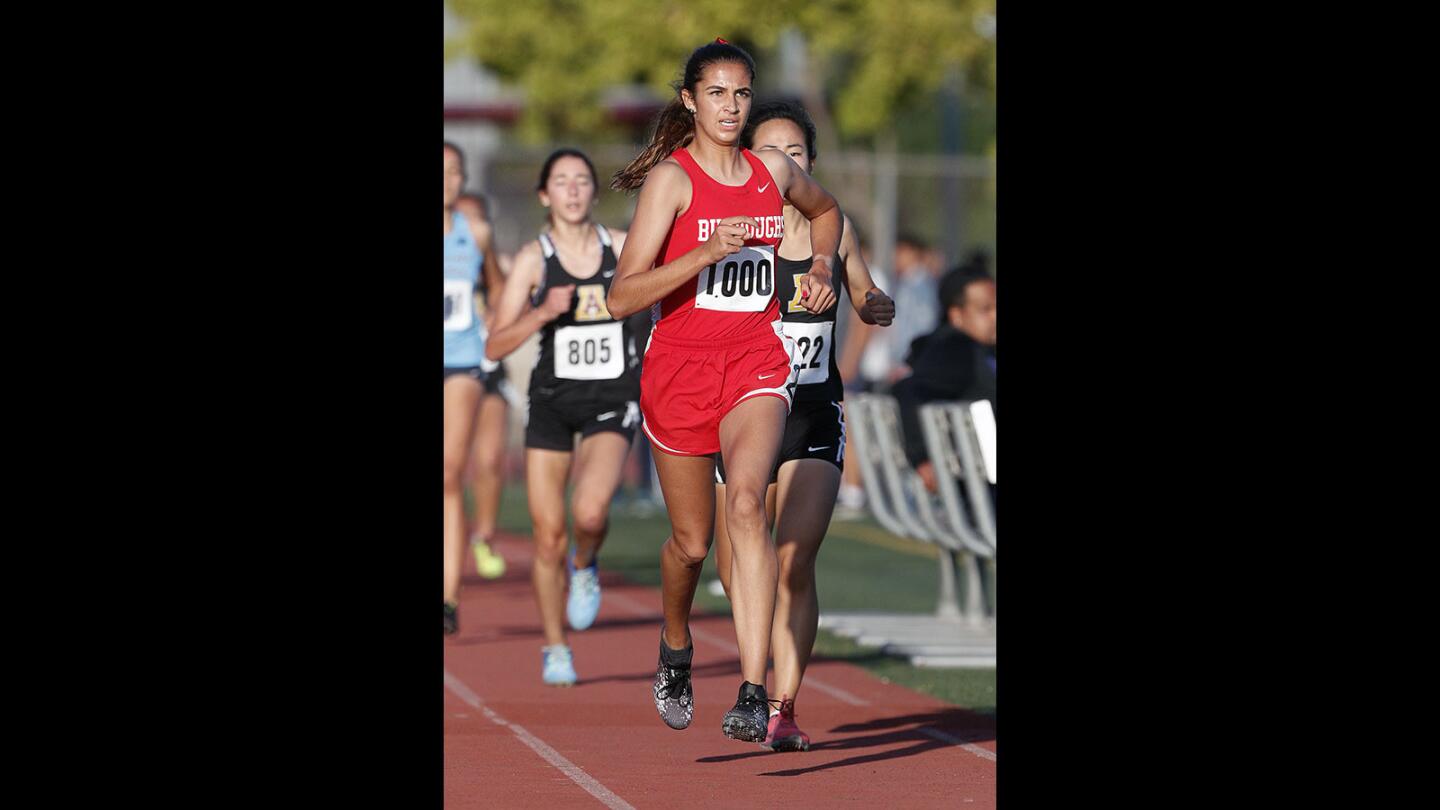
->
[847, 393, 996, 624]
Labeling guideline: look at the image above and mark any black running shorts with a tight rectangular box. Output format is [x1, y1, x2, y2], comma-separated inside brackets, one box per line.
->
[525, 393, 641, 452]
[444, 366, 484, 384]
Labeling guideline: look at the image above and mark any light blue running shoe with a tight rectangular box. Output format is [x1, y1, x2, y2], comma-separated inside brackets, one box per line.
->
[566, 554, 602, 631]
[541, 644, 576, 687]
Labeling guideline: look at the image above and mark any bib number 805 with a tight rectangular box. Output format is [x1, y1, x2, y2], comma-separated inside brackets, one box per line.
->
[567, 336, 612, 366]
[554, 322, 624, 380]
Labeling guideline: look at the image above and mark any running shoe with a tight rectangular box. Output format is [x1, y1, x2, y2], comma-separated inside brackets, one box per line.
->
[761, 696, 811, 751]
[542, 644, 577, 687]
[722, 681, 770, 742]
[443, 601, 459, 635]
[471, 536, 506, 579]
[566, 554, 602, 631]
[653, 631, 694, 729]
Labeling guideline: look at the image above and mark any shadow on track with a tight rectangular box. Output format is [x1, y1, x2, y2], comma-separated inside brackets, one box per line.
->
[694, 709, 994, 776]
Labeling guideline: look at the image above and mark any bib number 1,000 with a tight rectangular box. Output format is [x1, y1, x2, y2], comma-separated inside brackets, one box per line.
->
[695, 245, 774, 312]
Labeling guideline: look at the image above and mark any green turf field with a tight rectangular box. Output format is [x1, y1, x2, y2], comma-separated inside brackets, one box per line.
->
[478, 487, 996, 716]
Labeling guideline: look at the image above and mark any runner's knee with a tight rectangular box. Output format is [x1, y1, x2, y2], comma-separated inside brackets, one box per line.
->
[443, 453, 466, 491]
[725, 490, 766, 538]
[666, 531, 711, 568]
[532, 533, 567, 566]
[571, 500, 609, 538]
[778, 546, 817, 592]
[530, 518, 567, 564]
[476, 438, 504, 471]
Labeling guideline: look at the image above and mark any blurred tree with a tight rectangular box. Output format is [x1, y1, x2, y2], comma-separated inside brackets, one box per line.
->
[446, 0, 995, 147]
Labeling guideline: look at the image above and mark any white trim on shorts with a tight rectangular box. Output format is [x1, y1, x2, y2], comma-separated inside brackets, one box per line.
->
[731, 320, 799, 411]
[641, 417, 692, 456]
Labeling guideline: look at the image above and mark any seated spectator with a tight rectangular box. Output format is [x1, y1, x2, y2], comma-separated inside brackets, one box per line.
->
[892, 256, 996, 492]
[847, 233, 940, 391]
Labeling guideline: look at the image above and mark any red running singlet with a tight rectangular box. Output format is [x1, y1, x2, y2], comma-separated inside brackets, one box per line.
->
[652, 148, 786, 342]
[639, 148, 799, 456]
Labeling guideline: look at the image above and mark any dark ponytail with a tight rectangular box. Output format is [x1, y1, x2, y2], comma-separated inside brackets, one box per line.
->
[612, 39, 757, 192]
[611, 99, 694, 191]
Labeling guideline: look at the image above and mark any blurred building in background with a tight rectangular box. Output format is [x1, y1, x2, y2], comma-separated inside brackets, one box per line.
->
[444, 1, 995, 276]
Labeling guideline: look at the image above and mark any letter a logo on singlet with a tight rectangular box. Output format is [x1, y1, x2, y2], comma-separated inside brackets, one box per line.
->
[787, 274, 808, 313]
[573, 284, 611, 322]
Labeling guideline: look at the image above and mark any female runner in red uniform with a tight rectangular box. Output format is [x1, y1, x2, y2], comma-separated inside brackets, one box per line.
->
[606, 39, 842, 742]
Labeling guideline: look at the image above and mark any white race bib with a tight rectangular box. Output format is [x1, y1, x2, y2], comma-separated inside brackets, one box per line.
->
[695, 245, 775, 312]
[444, 279, 474, 331]
[782, 320, 833, 385]
[554, 322, 624, 380]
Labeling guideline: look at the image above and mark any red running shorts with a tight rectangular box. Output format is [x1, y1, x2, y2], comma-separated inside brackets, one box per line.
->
[640, 322, 797, 456]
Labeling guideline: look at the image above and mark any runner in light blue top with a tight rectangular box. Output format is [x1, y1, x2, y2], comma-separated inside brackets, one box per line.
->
[444, 210, 486, 367]
[444, 141, 503, 635]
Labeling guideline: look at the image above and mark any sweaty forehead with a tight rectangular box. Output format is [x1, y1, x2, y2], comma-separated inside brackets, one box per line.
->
[699, 61, 752, 87]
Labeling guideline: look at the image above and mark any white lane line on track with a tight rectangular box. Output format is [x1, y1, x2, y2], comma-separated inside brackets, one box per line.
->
[443, 669, 637, 810]
[607, 592, 871, 707]
[917, 727, 998, 762]
[790, 672, 871, 707]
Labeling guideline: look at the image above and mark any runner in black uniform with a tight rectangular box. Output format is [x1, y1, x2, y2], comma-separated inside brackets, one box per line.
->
[715, 101, 895, 750]
[523, 222, 641, 455]
[485, 149, 639, 686]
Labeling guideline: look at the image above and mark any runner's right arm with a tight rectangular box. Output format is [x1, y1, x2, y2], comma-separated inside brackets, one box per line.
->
[484, 241, 573, 361]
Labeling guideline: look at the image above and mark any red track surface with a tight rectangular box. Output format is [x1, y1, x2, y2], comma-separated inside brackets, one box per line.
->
[444, 531, 996, 808]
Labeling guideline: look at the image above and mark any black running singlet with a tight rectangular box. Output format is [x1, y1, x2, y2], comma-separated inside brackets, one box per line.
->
[775, 254, 847, 403]
[529, 224, 641, 402]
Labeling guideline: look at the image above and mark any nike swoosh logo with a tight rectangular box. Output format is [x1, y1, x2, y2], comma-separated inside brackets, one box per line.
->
[758, 373, 776, 380]
[596, 411, 617, 421]
[808, 446, 830, 452]
[757, 182, 770, 193]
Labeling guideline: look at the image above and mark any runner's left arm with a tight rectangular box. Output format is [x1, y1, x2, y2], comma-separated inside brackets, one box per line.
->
[759, 149, 840, 315]
[836, 216, 893, 327]
[471, 217, 505, 321]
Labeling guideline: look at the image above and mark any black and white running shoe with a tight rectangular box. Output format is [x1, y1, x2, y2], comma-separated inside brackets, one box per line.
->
[653, 631, 694, 730]
[722, 681, 770, 742]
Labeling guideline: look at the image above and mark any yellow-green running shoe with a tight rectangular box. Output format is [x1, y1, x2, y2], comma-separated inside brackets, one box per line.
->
[471, 537, 506, 579]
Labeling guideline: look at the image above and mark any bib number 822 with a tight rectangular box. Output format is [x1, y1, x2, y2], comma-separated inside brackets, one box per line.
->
[781, 320, 833, 385]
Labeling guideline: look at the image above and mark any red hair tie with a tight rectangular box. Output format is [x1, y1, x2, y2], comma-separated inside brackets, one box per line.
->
[715, 37, 729, 44]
